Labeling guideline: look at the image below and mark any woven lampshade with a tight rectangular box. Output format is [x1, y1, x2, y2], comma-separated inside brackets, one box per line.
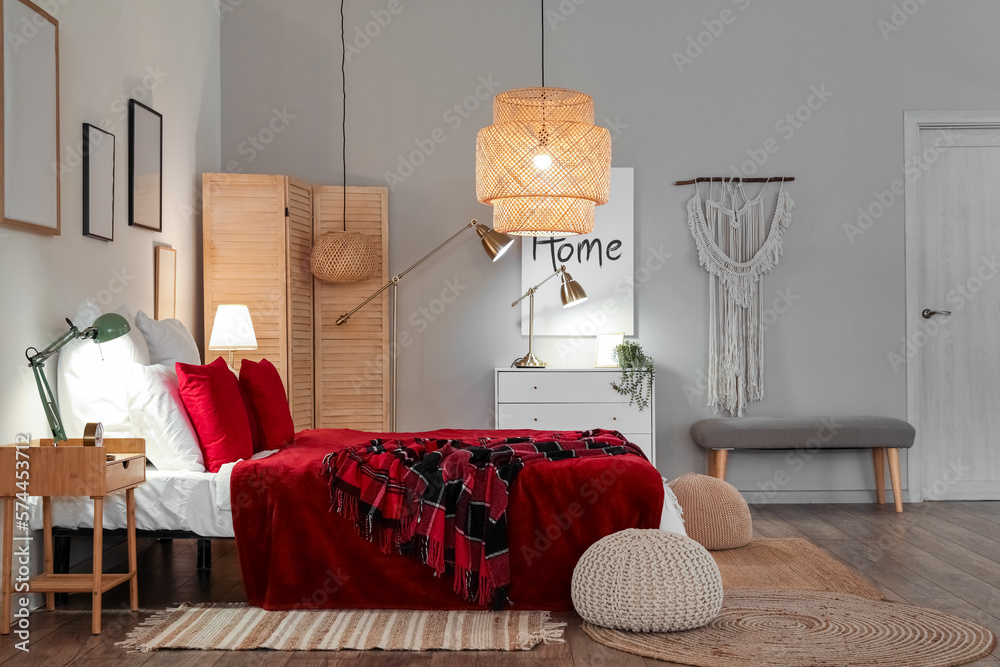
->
[311, 231, 378, 283]
[476, 87, 612, 236]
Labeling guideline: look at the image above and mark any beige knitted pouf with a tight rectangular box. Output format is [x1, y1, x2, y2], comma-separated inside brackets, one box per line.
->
[571, 529, 724, 633]
[669, 473, 752, 550]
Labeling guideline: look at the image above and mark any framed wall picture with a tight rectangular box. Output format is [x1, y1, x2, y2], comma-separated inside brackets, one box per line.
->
[595, 332, 625, 367]
[1, 0, 60, 236]
[521, 167, 635, 336]
[82, 123, 115, 241]
[128, 99, 162, 231]
[155, 246, 176, 320]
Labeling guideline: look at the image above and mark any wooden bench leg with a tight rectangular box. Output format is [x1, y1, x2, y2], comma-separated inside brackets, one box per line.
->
[707, 449, 729, 480]
[887, 448, 903, 513]
[872, 448, 886, 505]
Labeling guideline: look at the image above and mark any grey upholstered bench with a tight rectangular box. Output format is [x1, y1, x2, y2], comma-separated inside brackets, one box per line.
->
[690, 417, 916, 512]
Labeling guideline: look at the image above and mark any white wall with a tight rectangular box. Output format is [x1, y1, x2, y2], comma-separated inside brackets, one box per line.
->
[0, 0, 221, 442]
[219, 0, 1000, 501]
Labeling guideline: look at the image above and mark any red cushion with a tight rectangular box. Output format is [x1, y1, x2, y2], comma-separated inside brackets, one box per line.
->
[239, 358, 295, 450]
[176, 356, 253, 473]
[238, 380, 264, 454]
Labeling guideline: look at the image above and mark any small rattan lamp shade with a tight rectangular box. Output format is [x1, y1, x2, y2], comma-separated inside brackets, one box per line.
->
[476, 87, 612, 236]
[311, 231, 378, 283]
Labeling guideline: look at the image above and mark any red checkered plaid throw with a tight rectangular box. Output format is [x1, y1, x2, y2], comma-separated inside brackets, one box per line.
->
[321, 429, 646, 609]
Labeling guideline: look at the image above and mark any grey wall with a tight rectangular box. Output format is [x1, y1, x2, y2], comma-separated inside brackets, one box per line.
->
[0, 0, 221, 442]
[220, 0, 1000, 501]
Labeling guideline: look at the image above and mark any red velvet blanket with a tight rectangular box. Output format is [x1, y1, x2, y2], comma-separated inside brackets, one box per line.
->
[232, 428, 663, 611]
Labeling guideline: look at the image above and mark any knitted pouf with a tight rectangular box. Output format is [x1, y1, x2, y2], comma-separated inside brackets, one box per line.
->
[669, 473, 752, 551]
[571, 529, 724, 632]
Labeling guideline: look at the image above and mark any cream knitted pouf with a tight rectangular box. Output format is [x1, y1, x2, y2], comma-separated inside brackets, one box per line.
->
[669, 473, 753, 550]
[571, 529, 724, 632]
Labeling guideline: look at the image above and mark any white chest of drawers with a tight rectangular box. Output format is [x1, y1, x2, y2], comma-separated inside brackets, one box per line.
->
[494, 368, 655, 466]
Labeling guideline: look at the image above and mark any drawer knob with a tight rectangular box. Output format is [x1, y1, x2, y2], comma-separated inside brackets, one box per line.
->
[613, 417, 617, 421]
[534, 418, 538, 422]
[533, 386, 537, 390]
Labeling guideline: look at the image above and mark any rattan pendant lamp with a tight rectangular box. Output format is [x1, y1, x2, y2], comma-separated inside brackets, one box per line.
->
[475, 1, 612, 236]
[311, 0, 379, 283]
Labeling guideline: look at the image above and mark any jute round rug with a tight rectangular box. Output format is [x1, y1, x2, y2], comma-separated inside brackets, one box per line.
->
[582, 590, 997, 667]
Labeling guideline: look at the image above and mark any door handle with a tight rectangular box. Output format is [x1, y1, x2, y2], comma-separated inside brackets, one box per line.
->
[921, 309, 952, 319]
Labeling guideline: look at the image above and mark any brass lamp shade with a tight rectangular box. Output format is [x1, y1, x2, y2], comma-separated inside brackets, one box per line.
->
[475, 223, 515, 262]
[476, 87, 612, 236]
[311, 231, 379, 283]
[559, 270, 588, 307]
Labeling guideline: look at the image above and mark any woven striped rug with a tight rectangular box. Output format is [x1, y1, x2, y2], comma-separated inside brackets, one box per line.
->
[118, 604, 565, 652]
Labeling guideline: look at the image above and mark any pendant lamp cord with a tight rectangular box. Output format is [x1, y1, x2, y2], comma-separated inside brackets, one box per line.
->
[540, 0, 544, 87]
[341, 0, 347, 231]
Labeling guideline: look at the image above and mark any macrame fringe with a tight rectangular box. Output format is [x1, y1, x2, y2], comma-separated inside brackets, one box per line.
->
[516, 613, 568, 648]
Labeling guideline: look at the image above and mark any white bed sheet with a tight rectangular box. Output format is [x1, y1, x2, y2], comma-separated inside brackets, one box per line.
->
[28, 454, 686, 540]
[26, 451, 278, 538]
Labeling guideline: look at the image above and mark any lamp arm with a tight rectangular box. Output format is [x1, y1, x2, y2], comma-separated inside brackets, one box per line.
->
[336, 220, 478, 325]
[25, 319, 88, 443]
[510, 266, 566, 307]
[25, 321, 87, 365]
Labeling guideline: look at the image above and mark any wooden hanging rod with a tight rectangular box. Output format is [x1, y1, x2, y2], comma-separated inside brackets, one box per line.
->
[673, 176, 795, 186]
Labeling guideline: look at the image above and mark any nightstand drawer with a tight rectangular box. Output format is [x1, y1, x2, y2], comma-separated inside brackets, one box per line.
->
[497, 402, 649, 433]
[497, 370, 636, 404]
[106, 455, 145, 493]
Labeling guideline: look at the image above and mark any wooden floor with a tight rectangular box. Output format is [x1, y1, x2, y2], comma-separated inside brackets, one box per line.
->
[2, 501, 999, 665]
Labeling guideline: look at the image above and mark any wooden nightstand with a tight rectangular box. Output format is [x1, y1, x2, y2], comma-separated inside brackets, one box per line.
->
[0, 438, 145, 635]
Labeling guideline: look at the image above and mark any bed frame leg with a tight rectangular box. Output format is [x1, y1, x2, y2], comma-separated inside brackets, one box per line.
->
[197, 539, 212, 571]
[54, 534, 70, 606]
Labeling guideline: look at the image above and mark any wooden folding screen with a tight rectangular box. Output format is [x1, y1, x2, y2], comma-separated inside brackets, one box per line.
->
[313, 186, 390, 431]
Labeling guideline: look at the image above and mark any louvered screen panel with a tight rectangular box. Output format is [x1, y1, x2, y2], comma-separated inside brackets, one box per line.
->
[313, 186, 390, 431]
[202, 174, 289, 386]
[285, 177, 314, 430]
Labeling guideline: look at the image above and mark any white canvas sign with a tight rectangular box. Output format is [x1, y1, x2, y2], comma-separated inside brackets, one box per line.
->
[521, 167, 634, 336]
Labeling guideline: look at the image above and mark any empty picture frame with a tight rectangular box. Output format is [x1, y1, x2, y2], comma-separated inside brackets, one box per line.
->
[129, 99, 162, 231]
[1, 0, 60, 236]
[595, 332, 625, 368]
[155, 246, 176, 320]
[83, 123, 115, 241]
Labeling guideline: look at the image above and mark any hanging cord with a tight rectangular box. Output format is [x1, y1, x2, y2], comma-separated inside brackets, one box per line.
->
[341, 0, 347, 231]
[540, 0, 545, 87]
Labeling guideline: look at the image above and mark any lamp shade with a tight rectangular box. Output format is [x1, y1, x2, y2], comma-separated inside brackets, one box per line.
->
[311, 231, 379, 283]
[475, 223, 515, 262]
[476, 87, 612, 236]
[91, 313, 131, 343]
[560, 270, 588, 308]
[208, 305, 258, 350]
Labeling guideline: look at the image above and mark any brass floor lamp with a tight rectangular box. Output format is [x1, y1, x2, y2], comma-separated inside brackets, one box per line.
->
[335, 220, 514, 430]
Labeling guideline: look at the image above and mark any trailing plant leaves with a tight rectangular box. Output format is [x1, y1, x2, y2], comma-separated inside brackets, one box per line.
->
[610, 342, 654, 411]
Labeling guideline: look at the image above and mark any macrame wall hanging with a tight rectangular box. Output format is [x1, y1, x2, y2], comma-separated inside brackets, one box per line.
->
[677, 176, 795, 416]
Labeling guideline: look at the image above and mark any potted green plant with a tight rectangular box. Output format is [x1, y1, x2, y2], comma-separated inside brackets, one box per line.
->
[610, 341, 654, 411]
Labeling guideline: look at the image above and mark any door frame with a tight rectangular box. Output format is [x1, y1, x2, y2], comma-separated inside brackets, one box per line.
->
[903, 110, 1000, 502]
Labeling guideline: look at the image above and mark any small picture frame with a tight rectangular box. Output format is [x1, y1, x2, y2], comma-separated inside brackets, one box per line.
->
[128, 99, 163, 231]
[82, 123, 115, 241]
[595, 332, 625, 368]
[155, 246, 177, 320]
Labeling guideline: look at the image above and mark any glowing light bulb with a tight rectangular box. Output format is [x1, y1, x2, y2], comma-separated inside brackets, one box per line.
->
[533, 153, 552, 170]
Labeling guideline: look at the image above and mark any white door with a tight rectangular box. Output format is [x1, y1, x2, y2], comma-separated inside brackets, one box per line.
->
[907, 114, 1000, 500]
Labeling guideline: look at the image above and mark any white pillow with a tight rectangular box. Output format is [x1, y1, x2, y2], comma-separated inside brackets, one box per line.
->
[127, 364, 205, 472]
[134, 310, 201, 369]
[56, 305, 150, 439]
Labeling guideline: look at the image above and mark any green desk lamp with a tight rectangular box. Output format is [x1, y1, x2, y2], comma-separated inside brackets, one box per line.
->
[25, 313, 132, 443]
